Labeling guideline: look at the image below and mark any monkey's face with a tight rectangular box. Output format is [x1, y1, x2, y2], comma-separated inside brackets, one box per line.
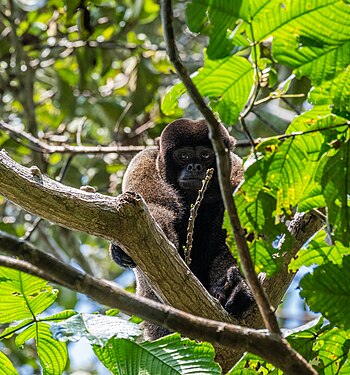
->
[172, 146, 215, 191]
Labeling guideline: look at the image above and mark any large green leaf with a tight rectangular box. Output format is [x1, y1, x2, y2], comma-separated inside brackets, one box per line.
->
[315, 328, 350, 374]
[234, 191, 285, 275]
[162, 54, 254, 124]
[251, 0, 350, 44]
[186, 0, 243, 58]
[300, 256, 350, 329]
[321, 140, 350, 246]
[0, 267, 58, 323]
[241, 106, 348, 217]
[94, 333, 221, 375]
[309, 67, 350, 113]
[244, 136, 312, 215]
[286, 318, 326, 360]
[273, 35, 350, 85]
[251, 0, 350, 89]
[289, 231, 350, 272]
[15, 323, 67, 375]
[0, 351, 18, 375]
[288, 322, 350, 374]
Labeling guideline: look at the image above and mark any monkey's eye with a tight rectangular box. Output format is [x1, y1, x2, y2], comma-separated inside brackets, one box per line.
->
[200, 152, 211, 160]
[179, 152, 189, 160]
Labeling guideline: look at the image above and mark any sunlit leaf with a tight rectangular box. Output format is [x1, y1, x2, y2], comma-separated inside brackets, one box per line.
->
[187, 0, 243, 58]
[300, 256, 350, 329]
[310, 67, 350, 113]
[15, 323, 67, 375]
[316, 328, 350, 374]
[251, 0, 350, 44]
[289, 231, 350, 272]
[0, 351, 18, 375]
[94, 333, 221, 375]
[228, 352, 280, 374]
[321, 141, 350, 246]
[0, 267, 58, 324]
[162, 54, 254, 124]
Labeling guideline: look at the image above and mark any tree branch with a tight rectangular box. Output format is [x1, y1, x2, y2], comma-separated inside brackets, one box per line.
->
[0, 233, 316, 375]
[160, 0, 280, 335]
[0, 121, 145, 155]
[184, 168, 214, 266]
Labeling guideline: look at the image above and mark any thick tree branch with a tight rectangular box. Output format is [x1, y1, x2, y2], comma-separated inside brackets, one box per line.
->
[0, 234, 316, 375]
[160, 0, 280, 335]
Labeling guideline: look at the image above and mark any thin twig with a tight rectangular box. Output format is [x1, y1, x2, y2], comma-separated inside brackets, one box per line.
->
[254, 93, 305, 106]
[160, 0, 281, 335]
[184, 168, 214, 266]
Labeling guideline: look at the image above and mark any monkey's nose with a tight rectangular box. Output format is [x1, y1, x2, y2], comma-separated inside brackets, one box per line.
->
[187, 163, 203, 172]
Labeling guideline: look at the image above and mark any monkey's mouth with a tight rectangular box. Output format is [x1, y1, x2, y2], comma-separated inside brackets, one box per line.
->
[178, 178, 203, 191]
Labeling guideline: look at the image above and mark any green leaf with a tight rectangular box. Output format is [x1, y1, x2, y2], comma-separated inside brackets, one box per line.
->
[64, 0, 82, 22]
[248, 239, 280, 276]
[15, 323, 67, 375]
[94, 333, 221, 375]
[273, 35, 350, 85]
[51, 313, 142, 345]
[162, 54, 254, 124]
[228, 352, 280, 374]
[315, 328, 350, 374]
[186, 0, 208, 32]
[289, 231, 350, 272]
[321, 140, 350, 246]
[42, 310, 77, 322]
[186, 0, 243, 59]
[257, 137, 310, 215]
[0, 351, 18, 375]
[310, 67, 350, 113]
[286, 318, 326, 361]
[0, 318, 33, 339]
[235, 191, 285, 275]
[251, 0, 350, 44]
[0, 267, 58, 323]
[236, 190, 284, 241]
[37, 323, 68, 375]
[300, 256, 350, 328]
[243, 108, 349, 217]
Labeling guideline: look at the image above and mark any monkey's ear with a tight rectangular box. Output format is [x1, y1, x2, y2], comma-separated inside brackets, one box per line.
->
[155, 136, 161, 148]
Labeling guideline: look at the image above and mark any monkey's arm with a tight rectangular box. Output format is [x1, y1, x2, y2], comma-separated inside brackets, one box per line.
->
[110, 148, 182, 268]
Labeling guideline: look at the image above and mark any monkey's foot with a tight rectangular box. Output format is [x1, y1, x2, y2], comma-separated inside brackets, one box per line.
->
[110, 243, 136, 268]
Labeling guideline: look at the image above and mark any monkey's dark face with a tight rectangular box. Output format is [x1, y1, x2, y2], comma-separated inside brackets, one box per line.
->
[172, 146, 215, 191]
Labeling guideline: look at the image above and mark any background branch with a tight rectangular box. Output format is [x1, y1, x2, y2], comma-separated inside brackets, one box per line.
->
[0, 121, 145, 155]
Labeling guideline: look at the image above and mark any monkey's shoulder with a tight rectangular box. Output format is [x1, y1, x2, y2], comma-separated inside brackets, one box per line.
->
[122, 147, 181, 207]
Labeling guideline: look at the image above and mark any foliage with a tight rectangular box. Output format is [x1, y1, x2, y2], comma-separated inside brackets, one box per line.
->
[94, 334, 221, 375]
[0, 0, 349, 374]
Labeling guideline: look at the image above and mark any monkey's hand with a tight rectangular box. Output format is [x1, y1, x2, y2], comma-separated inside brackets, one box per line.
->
[110, 243, 136, 268]
[209, 266, 254, 318]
